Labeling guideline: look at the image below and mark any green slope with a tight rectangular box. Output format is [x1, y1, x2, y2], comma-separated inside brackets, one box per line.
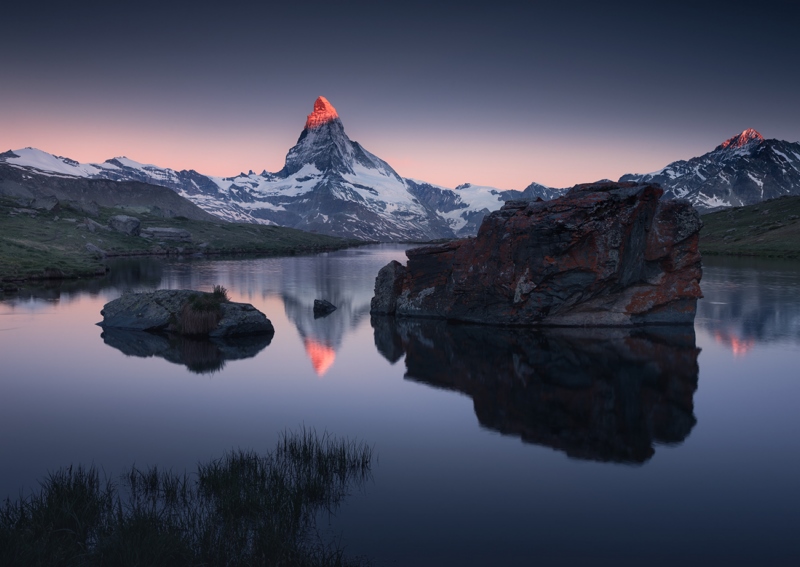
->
[0, 198, 360, 282]
[699, 195, 800, 258]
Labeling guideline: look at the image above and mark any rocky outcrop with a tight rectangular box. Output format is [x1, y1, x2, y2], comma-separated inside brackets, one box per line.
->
[141, 227, 191, 241]
[372, 317, 699, 464]
[371, 182, 703, 326]
[108, 214, 141, 235]
[99, 290, 274, 337]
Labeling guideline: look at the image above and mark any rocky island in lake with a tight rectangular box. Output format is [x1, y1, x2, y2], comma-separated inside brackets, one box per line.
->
[99, 288, 274, 337]
[372, 181, 703, 326]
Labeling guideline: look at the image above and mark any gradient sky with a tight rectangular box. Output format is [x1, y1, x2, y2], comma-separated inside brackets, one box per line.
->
[1, 0, 798, 189]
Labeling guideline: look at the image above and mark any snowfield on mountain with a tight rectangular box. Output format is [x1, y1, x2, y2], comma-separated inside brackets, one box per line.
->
[620, 128, 800, 212]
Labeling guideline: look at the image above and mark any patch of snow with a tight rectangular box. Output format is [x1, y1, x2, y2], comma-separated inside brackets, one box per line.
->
[772, 148, 791, 161]
[696, 193, 732, 208]
[7, 147, 103, 177]
[747, 173, 764, 188]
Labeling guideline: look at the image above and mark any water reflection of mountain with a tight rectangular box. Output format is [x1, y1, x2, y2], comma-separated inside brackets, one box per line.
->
[372, 318, 700, 464]
[698, 257, 800, 352]
[275, 251, 386, 374]
[159, 248, 404, 375]
[282, 294, 369, 374]
[101, 329, 272, 374]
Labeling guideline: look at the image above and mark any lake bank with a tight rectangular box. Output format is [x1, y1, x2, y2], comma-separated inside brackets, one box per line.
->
[0, 196, 363, 284]
[5, 191, 800, 288]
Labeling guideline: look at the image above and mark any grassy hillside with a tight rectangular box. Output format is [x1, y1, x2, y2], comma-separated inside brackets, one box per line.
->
[699, 195, 800, 258]
[0, 197, 360, 282]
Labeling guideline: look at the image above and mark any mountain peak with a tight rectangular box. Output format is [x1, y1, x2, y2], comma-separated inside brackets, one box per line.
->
[305, 96, 339, 130]
[718, 128, 764, 151]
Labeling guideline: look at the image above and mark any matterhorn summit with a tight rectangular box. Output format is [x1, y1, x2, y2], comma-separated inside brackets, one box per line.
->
[304, 96, 339, 129]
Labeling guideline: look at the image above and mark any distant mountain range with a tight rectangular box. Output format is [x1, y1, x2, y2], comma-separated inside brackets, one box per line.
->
[2, 99, 799, 239]
[0, 97, 554, 240]
[620, 128, 800, 211]
[0, 158, 217, 221]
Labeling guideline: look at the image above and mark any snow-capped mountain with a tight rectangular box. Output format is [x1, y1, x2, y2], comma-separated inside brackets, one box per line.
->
[1, 97, 541, 241]
[620, 129, 800, 211]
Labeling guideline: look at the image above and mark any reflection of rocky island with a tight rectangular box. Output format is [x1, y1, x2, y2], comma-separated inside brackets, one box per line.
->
[373, 318, 700, 464]
[101, 329, 272, 374]
[698, 257, 800, 354]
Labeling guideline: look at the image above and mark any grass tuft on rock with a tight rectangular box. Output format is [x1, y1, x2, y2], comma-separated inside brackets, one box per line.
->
[175, 286, 231, 335]
[0, 429, 373, 567]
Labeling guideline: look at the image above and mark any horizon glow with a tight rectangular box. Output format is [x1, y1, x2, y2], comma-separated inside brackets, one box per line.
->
[2, 2, 798, 190]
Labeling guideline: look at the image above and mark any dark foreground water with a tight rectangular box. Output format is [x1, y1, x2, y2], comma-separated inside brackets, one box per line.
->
[1, 247, 799, 566]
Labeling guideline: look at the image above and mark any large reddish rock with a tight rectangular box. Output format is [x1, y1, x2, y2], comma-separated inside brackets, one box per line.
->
[371, 182, 702, 325]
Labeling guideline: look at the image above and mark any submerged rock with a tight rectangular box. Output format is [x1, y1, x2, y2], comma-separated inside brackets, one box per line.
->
[99, 289, 274, 337]
[371, 182, 703, 326]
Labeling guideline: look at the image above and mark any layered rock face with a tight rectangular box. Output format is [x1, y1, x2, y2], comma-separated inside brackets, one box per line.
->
[371, 182, 703, 326]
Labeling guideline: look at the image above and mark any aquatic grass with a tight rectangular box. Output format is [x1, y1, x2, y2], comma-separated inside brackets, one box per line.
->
[0, 430, 373, 567]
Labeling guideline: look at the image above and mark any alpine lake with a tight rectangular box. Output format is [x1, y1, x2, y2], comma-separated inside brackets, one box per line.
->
[1, 245, 799, 566]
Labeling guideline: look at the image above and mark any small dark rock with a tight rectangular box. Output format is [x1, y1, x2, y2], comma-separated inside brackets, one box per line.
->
[313, 299, 337, 318]
[31, 196, 60, 211]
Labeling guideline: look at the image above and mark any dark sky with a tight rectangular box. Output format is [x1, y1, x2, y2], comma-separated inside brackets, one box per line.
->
[2, 0, 798, 188]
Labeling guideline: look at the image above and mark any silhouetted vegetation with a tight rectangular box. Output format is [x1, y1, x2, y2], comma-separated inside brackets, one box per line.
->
[0, 429, 373, 567]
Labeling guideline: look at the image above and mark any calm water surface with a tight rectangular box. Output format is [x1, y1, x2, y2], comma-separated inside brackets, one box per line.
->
[1, 247, 799, 566]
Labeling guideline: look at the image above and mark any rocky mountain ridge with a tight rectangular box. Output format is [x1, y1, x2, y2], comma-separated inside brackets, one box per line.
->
[620, 128, 800, 212]
[6, 110, 798, 238]
[1, 97, 536, 241]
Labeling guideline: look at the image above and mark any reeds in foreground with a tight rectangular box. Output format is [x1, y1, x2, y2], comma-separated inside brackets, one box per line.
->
[0, 429, 373, 567]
